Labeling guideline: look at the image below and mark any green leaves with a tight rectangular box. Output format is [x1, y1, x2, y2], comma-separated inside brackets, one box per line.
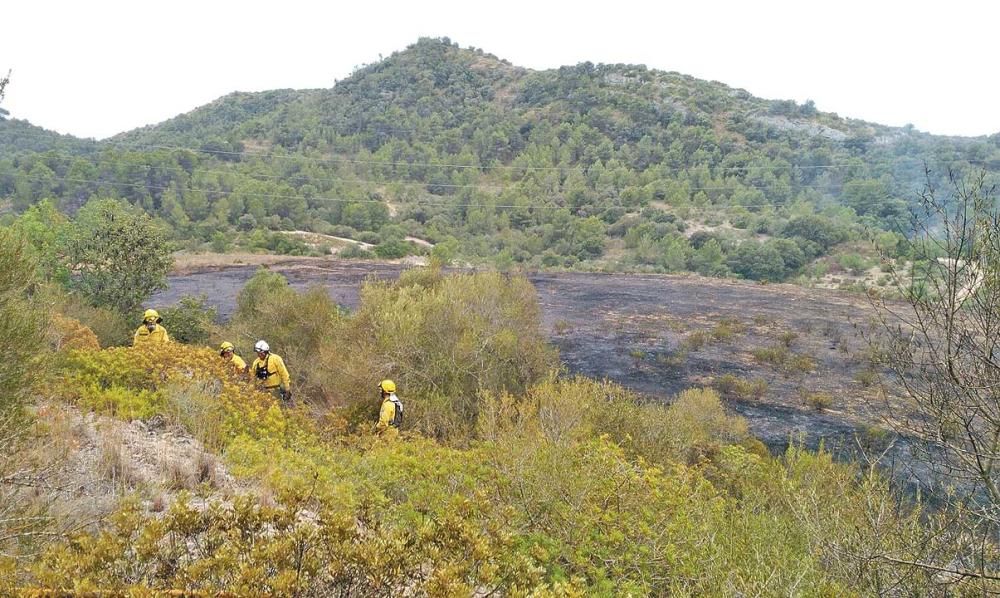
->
[0, 229, 47, 413]
[64, 199, 173, 315]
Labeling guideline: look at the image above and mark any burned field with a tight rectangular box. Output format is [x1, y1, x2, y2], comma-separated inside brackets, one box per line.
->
[156, 259, 897, 461]
[530, 271, 896, 455]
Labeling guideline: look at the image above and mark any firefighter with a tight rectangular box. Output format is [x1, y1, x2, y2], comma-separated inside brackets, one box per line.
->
[133, 309, 169, 346]
[375, 379, 403, 437]
[219, 341, 247, 374]
[249, 340, 291, 401]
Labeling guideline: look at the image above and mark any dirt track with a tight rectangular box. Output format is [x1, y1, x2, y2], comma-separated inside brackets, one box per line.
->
[154, 259, 896, 461]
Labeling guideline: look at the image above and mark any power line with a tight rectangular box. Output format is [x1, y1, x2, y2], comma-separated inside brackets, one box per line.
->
[19, 172, 884, 213]
[22, 173, 554, 210]
[17, 127, 990, 174]
[6, 134, 996, 215]
[8, 138, 988, 204]
[0, 144, 930, 204]
[43, 154, 509, 191]
[6, 124, 995, 177]
[121, 142, 972, 174]
[26, 150, 941, 198]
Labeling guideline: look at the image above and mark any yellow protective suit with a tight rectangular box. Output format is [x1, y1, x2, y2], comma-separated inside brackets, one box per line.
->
[133, 324, 169, 346]
[229, 354, 247, 373]
[250, 353, 290, 392]
[376, 394, 403, 436]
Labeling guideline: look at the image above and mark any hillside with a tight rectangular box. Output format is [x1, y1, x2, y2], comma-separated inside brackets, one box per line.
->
[0, 116, 98, 156]
[3, 37, 1000, 282]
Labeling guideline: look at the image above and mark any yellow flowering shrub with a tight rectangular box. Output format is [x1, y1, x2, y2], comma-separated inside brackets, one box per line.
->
[58, 343, 283, 444]
[48, 313, 100, 351]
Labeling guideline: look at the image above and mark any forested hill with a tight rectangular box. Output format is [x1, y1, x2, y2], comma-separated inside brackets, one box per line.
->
[3, 37, 1000, 281]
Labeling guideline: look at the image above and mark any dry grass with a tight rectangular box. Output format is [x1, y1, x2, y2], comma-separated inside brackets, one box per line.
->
[170, 251, 320, 275]
[656, 349, 688, 369]
[777, 331, 799, 348]
[713, 375, 768, 401]
[195, 451, 219, 488]
[683, 331, 711, 351]
[160, 457, 197, 491]
[552, 319, 573, 335]
[751, 345, 816, 375]
[710, 317, 747, 343]
[163, 380, 228, 452]
[751, 344, 790, 366]
[98, 430, 135, 490]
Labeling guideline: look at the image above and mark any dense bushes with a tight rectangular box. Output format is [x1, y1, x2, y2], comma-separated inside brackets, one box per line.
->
[223, 267, 557, 439]
[338, 267, 557, 437]
[159, 294, 218, 344]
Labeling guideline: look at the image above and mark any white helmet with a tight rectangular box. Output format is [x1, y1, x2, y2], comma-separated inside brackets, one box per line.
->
[254, 340, 270, 353]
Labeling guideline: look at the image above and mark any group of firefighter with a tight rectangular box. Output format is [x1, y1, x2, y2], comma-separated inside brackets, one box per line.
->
[132, 308, 403, 435]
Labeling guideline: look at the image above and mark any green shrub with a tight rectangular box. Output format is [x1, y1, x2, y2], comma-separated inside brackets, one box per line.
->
[713, 374, 768, 401]
[751, 344, 790, 366]
[63, 199, 173, 314]
[802, 392, 833, 411]
[838, 252, 869, 275]
[778, 330, 798, 347]
[339, 244, 375, 259]
[710, 317, 747, 342]
[34, 346, 952, 596]
[481, 377, 750, 468]
[0, 230, 47, 413]
[227, 272, 343, 399]
[683, 330, 710, 351]
[159, 294, 217, 344]
[373, 239, 412, 259]
[266, 233, 310, 255]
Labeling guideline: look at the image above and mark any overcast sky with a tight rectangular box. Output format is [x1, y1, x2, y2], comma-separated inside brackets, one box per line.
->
[2, 0, 997, 140]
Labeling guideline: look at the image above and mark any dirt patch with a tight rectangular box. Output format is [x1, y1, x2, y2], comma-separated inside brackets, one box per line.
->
[286, 231, 371, 249]
[171, 252, 324, 275]
[35, 402, 244, 524]
[405, 236, 434, 248]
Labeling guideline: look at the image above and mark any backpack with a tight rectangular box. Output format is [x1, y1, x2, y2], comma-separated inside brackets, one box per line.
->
[254, 356, 271, 380]
[389, 396, 403, 428]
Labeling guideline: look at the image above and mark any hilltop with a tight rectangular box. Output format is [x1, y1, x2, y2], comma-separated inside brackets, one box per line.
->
[2, 37, 999, 284]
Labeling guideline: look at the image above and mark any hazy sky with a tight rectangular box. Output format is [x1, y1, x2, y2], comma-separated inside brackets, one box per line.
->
[2, 0, 997, 140]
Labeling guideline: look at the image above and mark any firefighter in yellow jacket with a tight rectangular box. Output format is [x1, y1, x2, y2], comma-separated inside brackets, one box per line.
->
[375, 379, 403, 437]
[219, 342, 247, 374]
[250, 340, 291, 401]
[133, 309, 169, 346]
